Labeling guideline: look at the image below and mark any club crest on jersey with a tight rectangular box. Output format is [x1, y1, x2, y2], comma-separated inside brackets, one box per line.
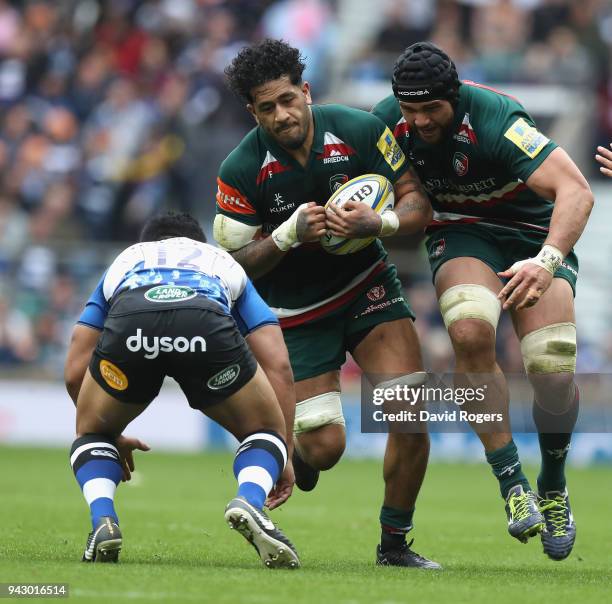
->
[453, 152, 469, 176]
[367, 286, 386, 302]
[329, 174, 349, 193]
[454, 113, 478, 145]
[207, 364, 241, 390]
[145, 285, 197, 302]
[430, 239, 446, 259]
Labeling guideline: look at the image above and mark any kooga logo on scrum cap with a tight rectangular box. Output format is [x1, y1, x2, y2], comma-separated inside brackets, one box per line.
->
[145, 285, 197, 302]
[398, 89, 430, 96]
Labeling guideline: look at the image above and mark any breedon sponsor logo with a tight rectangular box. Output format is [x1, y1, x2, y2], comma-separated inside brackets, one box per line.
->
[126, 329, 206, 359]
[145, 285, 197, 303]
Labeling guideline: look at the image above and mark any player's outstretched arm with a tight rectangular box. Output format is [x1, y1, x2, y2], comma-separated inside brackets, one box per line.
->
[246, 324, 297, 509]
[596, 144, 612, 178]
[526, 147, 594, 255]
[64, 324, 102, 404]
[498, 147, 593, 310]
[245, 325, 296, 456]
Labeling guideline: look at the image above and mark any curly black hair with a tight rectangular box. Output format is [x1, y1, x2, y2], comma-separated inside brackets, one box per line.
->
[225, 39, 306, 103]
[140, 212, 206, 243]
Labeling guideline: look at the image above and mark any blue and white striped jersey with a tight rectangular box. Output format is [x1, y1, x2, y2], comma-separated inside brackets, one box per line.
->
[78, 237, 277, 336]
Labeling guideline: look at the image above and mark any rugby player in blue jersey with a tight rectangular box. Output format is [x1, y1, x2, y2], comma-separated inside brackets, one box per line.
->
[64, 212, 299, 568]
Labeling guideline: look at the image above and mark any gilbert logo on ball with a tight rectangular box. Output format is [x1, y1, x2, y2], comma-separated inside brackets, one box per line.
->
[321, 174, 395, 255]
[145, 285, 197, 302]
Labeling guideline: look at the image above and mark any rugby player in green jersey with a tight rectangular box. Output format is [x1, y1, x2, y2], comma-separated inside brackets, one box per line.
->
[214, 39, 440, 569]
[596, 143, 612, 177]
[372, 42, 594, 559]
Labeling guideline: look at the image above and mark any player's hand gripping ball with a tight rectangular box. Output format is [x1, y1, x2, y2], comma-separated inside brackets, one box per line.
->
[321, 174, 394, 254]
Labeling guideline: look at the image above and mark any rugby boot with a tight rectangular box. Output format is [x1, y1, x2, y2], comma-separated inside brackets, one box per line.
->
[539, 489, 576, 560]
[292, 448, 320, 492]
[82, 516, 122, 563]
[376, 539, 442, 569]
[225, 496, 300, 569]
[505, 484, 545, 543]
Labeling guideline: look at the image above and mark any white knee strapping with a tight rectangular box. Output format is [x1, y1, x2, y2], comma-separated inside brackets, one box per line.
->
[520, 322, 577, 374]
[374, 371, 429, 391]
[293, 392, 344, 435]
[439, 284, 502, 330]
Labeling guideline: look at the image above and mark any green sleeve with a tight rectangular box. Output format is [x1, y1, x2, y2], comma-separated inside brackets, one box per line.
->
[371, 94, 401, 131]
[479, 95, 557, 183]
[216, 152, 261, 227]
[344, 107, 409, 184]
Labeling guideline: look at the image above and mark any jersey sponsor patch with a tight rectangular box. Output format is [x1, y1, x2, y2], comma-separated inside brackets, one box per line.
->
[99, 360, 129, 391]
[504, 118, 549, 159]
[216, 177, 257, 215]
[207, 364, 241, 390]
[376, 127, 405, 172]
[145, 285, 197, 303]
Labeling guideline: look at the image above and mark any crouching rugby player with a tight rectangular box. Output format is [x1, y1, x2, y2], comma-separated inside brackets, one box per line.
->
[64, 212, 299, 568]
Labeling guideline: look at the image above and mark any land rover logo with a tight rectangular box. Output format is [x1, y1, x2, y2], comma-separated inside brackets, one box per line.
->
[207, 364, 241, 390]
[145, 285, 197, 302]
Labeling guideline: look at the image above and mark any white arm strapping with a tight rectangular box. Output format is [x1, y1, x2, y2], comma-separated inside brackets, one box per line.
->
[271, 203, 309, 251]
[505, 244, 564, 276]
[213, 214, 260, 251]
[378, 210, 400, 237]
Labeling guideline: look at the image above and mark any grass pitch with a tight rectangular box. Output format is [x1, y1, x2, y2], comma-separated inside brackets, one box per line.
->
[0, 446, 610, 603]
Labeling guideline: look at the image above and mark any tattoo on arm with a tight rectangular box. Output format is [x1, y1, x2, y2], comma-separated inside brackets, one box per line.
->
[395, 198, 430, 218]
[397, 166, 428, 197]
[231, 239, 285, 280]
[391, 166, 432, 231]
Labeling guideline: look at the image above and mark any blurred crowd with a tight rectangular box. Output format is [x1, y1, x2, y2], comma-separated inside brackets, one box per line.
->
[352, 0, 612, 149]
[0, 0, 610, 376]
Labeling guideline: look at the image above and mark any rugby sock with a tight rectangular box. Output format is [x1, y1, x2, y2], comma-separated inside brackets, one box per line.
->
[533, 384, 579, 493]
[233, 431, 287, 510]
[485, 440, 531, 499]
[70, 434, 122, 529]
[380, 506, 414, 552]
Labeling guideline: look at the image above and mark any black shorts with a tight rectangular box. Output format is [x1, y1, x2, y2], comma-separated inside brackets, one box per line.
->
[89, 287, 258, 409]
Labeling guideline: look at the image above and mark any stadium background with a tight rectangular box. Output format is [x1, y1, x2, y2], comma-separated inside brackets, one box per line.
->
[0, 0, 611, 465]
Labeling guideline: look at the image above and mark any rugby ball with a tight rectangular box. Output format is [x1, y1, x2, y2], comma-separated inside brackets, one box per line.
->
[320, 174, 395, 255]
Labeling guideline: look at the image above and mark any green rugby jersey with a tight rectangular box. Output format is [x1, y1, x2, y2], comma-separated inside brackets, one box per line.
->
[216, 103, 407, 322]
[372, 81, 557, 234]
